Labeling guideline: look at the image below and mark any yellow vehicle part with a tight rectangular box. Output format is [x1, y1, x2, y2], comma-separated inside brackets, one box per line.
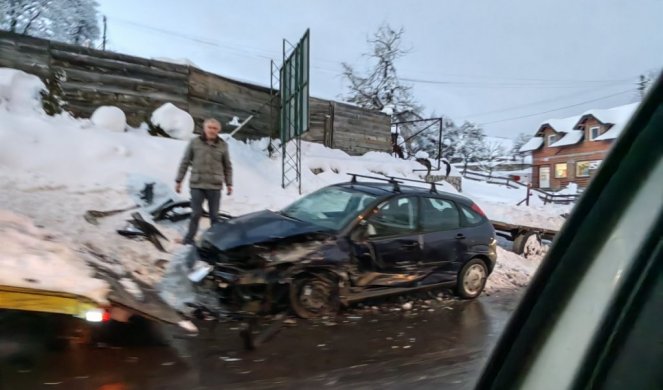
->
[0, 285, 102, 319]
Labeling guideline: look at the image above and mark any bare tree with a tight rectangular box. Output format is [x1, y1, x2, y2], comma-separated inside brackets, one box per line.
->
[341, 23, 422, 118]
[478, 140, 507, 177]
[454, 121, 486, 174]
[511, 132, 531, 161]
[1, 0, 100, 45]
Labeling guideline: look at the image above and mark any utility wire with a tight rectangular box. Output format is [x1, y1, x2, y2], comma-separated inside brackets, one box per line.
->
[462, 82, 635, 118]
[478, 89, 635, 125]
[107, 16, 646, 90]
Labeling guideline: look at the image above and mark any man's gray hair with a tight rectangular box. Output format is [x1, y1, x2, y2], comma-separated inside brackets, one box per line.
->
[203, 118, 221, 128]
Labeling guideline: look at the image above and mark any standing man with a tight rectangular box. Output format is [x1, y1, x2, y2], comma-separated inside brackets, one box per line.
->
[175, 118, 233, 245]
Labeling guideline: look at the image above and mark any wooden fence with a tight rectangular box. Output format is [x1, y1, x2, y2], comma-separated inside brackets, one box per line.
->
[0, 31, 390, 151]
[459, 169, 580, 205]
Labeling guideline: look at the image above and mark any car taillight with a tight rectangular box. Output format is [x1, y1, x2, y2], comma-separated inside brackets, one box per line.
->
[471, 202, 487, 218]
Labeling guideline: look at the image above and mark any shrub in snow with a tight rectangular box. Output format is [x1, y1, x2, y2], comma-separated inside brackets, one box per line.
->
[150, 103, 195, 139]
[0, 68, 46, 113]
[91, 106, 127, 132]
[40, 69, 67, 116]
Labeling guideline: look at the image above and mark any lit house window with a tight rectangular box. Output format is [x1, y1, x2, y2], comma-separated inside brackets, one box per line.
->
[555, 163, 568, 178]
[589, 126, 601, 140]
[576, 160, 602, 177]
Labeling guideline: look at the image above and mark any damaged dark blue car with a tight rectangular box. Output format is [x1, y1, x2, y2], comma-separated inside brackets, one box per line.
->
[190, 174, 498, 318]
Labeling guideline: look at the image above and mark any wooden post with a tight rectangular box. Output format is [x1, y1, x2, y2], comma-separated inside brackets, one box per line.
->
[526, 183, 531, 206]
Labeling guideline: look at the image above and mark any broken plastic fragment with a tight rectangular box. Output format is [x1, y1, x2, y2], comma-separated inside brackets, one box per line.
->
[178, 320, 198, 333]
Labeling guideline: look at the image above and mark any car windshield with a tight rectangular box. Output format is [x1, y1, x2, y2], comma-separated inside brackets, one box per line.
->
[281, 186, 378, 231]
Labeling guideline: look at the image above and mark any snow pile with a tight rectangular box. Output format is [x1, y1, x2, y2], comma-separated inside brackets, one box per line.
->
[0, 209, 109, 303]
[91, 106, 127, 132]
[151, 103, 195, 139]
[415, 151, 430, 159]
[0, 68, 45, 113]
[228, 116, 241, 127]
[152, 57, 199, 67]
[485, 247, 541, 293]
[556, 182, 579, 195]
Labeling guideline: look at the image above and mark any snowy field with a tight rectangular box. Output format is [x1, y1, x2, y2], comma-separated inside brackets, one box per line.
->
[0, 68, 570, 304]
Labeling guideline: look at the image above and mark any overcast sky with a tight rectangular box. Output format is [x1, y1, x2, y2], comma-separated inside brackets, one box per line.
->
[98, 0, 663, 139]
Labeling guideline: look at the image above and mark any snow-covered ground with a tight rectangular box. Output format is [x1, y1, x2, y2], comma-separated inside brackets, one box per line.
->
[0, 68, 566, 305]
[0, 209, 109, 303]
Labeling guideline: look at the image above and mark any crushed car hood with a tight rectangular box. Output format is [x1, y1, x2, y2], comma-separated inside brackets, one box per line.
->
[202, 210, 333, 251]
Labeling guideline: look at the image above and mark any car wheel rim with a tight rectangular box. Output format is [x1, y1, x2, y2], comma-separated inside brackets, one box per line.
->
[463, 264, 487, 295]
[298, 280, 333, 314]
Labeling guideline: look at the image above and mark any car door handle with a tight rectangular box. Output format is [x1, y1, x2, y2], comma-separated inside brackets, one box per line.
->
[456, 234, 466, 240]
[402, 242, 419, 249]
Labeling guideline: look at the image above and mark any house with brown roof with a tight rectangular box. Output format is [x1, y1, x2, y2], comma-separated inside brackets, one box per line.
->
[519, 102, 639, 190]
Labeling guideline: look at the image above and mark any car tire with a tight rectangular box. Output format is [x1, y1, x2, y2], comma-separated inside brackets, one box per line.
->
[289, 274, 340, 319]
[456, 258, 488, 299]
[513, 231, 539, 256]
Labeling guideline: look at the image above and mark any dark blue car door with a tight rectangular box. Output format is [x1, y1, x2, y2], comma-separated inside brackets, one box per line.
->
[356, 196, 423, 273]
[419, 196, 468, 281]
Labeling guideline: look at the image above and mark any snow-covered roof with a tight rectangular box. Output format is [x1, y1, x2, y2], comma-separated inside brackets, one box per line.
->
[519, 136, 544, 152]
[532, 102, 640, 146]
[550, 130, 584, 147]
[592, 102, 640, 141]
[539, 115, 582, 134]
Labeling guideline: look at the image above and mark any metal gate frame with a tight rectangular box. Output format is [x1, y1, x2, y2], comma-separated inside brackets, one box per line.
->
[391, 117, 445, 172]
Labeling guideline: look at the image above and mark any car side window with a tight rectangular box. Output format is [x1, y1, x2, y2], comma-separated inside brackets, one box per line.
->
[460, 204, 483, 226]
[366, 196, 418, 237]
[420, 197, 460, 232]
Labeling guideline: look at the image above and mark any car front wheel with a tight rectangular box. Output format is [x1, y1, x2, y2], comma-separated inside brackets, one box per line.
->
[289, 274, 339, 319]
[456, 258, 488, 299]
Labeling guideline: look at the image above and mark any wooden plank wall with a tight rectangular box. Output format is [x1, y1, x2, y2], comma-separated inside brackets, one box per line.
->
[50, 42, 190, 127]
[330, 101, 391, 155]
[303, 97, 332, 144]
[188, 69, 277, 139]
[0, 33, 50, 79]
[0, 31, 389, 151]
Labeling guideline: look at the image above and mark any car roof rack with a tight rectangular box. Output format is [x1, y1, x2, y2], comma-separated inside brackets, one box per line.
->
[346, 173, 441, 194]
[347, 173, 402, 192]
[348, 173, 439, 194]
[383, 175, 439, 194]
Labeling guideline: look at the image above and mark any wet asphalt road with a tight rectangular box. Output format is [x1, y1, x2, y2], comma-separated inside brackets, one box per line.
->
[0, 291, 521, 390]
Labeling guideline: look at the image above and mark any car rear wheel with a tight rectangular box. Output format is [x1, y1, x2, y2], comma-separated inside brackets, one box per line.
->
[289, 274, 339, 319]
[456, 258, 488, 299]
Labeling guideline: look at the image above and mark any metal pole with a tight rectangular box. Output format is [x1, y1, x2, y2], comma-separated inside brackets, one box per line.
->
[102, 16, 107, 50]
[297, 135, 302, 195]
[281, 51, 286, 189]
[436, 117, 443, 170]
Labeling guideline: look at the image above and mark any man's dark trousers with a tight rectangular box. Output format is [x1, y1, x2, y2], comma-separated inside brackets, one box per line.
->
[184, 188, 220, 244]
